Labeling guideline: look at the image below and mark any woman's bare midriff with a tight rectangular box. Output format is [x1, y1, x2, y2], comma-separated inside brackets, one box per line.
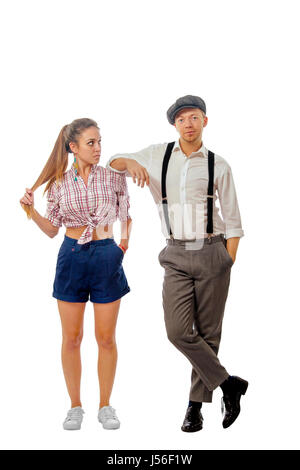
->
[65, 225, 113, 241]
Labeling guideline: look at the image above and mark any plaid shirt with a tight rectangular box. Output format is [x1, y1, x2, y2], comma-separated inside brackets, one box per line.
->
[45, 164, 131, 244]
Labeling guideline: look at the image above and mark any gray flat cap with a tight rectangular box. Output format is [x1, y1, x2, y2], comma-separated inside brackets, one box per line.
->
[167, 95, 206, 124]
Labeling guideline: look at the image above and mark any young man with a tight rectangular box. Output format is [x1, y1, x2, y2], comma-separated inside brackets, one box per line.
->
[106, 95, 248, 431]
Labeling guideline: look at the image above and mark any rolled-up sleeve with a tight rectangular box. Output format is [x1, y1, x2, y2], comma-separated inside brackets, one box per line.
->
[106, 145, 153, 177]
[217, 163, 244, 239]
[44, 181, 63, 227]
[116, 173, 131, 221]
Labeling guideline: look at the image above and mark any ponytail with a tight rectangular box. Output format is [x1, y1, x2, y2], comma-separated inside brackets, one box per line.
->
[21, 118, 99, 220]
[21, 124, 69, 219]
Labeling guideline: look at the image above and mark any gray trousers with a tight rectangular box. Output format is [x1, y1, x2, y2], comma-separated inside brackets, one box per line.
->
[158, 234, 233, 403]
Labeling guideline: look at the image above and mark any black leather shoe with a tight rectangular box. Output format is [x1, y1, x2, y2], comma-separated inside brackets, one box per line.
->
[221, 376, 248, 429]
[181, 405, 203, 432]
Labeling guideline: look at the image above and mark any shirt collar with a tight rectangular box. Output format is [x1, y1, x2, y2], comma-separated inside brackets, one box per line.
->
[71, 163, 98, 176]
[173, 139, 207, 158]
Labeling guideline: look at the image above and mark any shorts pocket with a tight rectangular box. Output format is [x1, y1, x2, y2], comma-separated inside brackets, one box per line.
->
[54, 242, 75, 290]
[57, 242, 74, 265]
[116, 244, 125, 258]
[56, 242, 69, 268]
[111, 242, 124, 264]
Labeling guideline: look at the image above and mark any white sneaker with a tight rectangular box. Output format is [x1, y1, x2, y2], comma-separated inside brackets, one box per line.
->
[98, 405, 120, 430]
[63, 406, 85, 430]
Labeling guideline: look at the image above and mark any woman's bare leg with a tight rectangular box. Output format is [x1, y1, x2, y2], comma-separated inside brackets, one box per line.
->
[57, 300, 86, 408]
[93, 299, 121, 409]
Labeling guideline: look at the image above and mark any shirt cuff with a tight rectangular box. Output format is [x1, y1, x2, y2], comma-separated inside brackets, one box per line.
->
[119, 213, 132, 222]
[225, 229, 244, 239]
[45, 214, 62, 227]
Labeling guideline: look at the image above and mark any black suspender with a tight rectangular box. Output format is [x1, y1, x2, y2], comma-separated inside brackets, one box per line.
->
[206, 150, 215, 235]
[161, 142, 175, 238]
[161, 143, 215, 239]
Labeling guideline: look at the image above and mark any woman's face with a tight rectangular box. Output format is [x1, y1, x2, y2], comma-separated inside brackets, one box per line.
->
[70, 126, 101, 165]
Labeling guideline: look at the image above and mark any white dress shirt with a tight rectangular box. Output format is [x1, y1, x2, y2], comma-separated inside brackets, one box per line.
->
[106, 140, 244, 240]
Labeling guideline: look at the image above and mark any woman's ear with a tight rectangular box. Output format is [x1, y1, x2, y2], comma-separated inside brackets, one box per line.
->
[69, 142, 77, 154]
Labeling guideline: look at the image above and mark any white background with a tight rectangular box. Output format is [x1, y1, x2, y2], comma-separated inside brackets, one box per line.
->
[1, 0, 299, 450]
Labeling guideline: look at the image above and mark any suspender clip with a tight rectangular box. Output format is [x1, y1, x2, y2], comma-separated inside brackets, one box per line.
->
[207, 234, 213, 244]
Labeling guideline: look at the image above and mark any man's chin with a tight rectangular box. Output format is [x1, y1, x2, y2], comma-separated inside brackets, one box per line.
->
[183, 134, 200, 143]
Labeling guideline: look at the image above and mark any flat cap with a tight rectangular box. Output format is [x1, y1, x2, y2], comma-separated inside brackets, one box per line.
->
[167, 95, 206, 124]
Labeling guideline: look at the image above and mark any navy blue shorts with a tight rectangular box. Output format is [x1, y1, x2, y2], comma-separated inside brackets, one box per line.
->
[53, 235, 130, 303]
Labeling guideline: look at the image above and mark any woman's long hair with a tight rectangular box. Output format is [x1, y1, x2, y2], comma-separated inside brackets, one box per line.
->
[21, 118, 99, 219]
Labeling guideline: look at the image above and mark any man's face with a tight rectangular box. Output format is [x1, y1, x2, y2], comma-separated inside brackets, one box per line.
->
[174, 108, 208, 144]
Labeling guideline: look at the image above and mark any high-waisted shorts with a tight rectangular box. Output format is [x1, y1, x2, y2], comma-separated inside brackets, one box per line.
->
[53, 235, 130, 303]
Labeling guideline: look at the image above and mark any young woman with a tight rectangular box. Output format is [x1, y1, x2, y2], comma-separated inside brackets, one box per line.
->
[19, 118, 132, 431]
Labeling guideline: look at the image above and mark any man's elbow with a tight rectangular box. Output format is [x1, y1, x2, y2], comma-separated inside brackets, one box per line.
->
[110, 158, 127, 171]
[110, 158, 118, 169]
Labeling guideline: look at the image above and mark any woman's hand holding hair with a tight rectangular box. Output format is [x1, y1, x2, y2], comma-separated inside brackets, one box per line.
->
[20, 188, 34, 208]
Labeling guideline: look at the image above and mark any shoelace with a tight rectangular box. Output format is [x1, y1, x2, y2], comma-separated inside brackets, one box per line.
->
[221, 396, 233, 415]
[66, 408, 84, 421]
[100, 407, 118, 420]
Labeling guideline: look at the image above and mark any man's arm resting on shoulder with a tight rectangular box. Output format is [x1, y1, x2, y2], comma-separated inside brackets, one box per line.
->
[111, 158, 149, 187]
[106, 146, 154, 187]
[110, 158, 129, 172]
